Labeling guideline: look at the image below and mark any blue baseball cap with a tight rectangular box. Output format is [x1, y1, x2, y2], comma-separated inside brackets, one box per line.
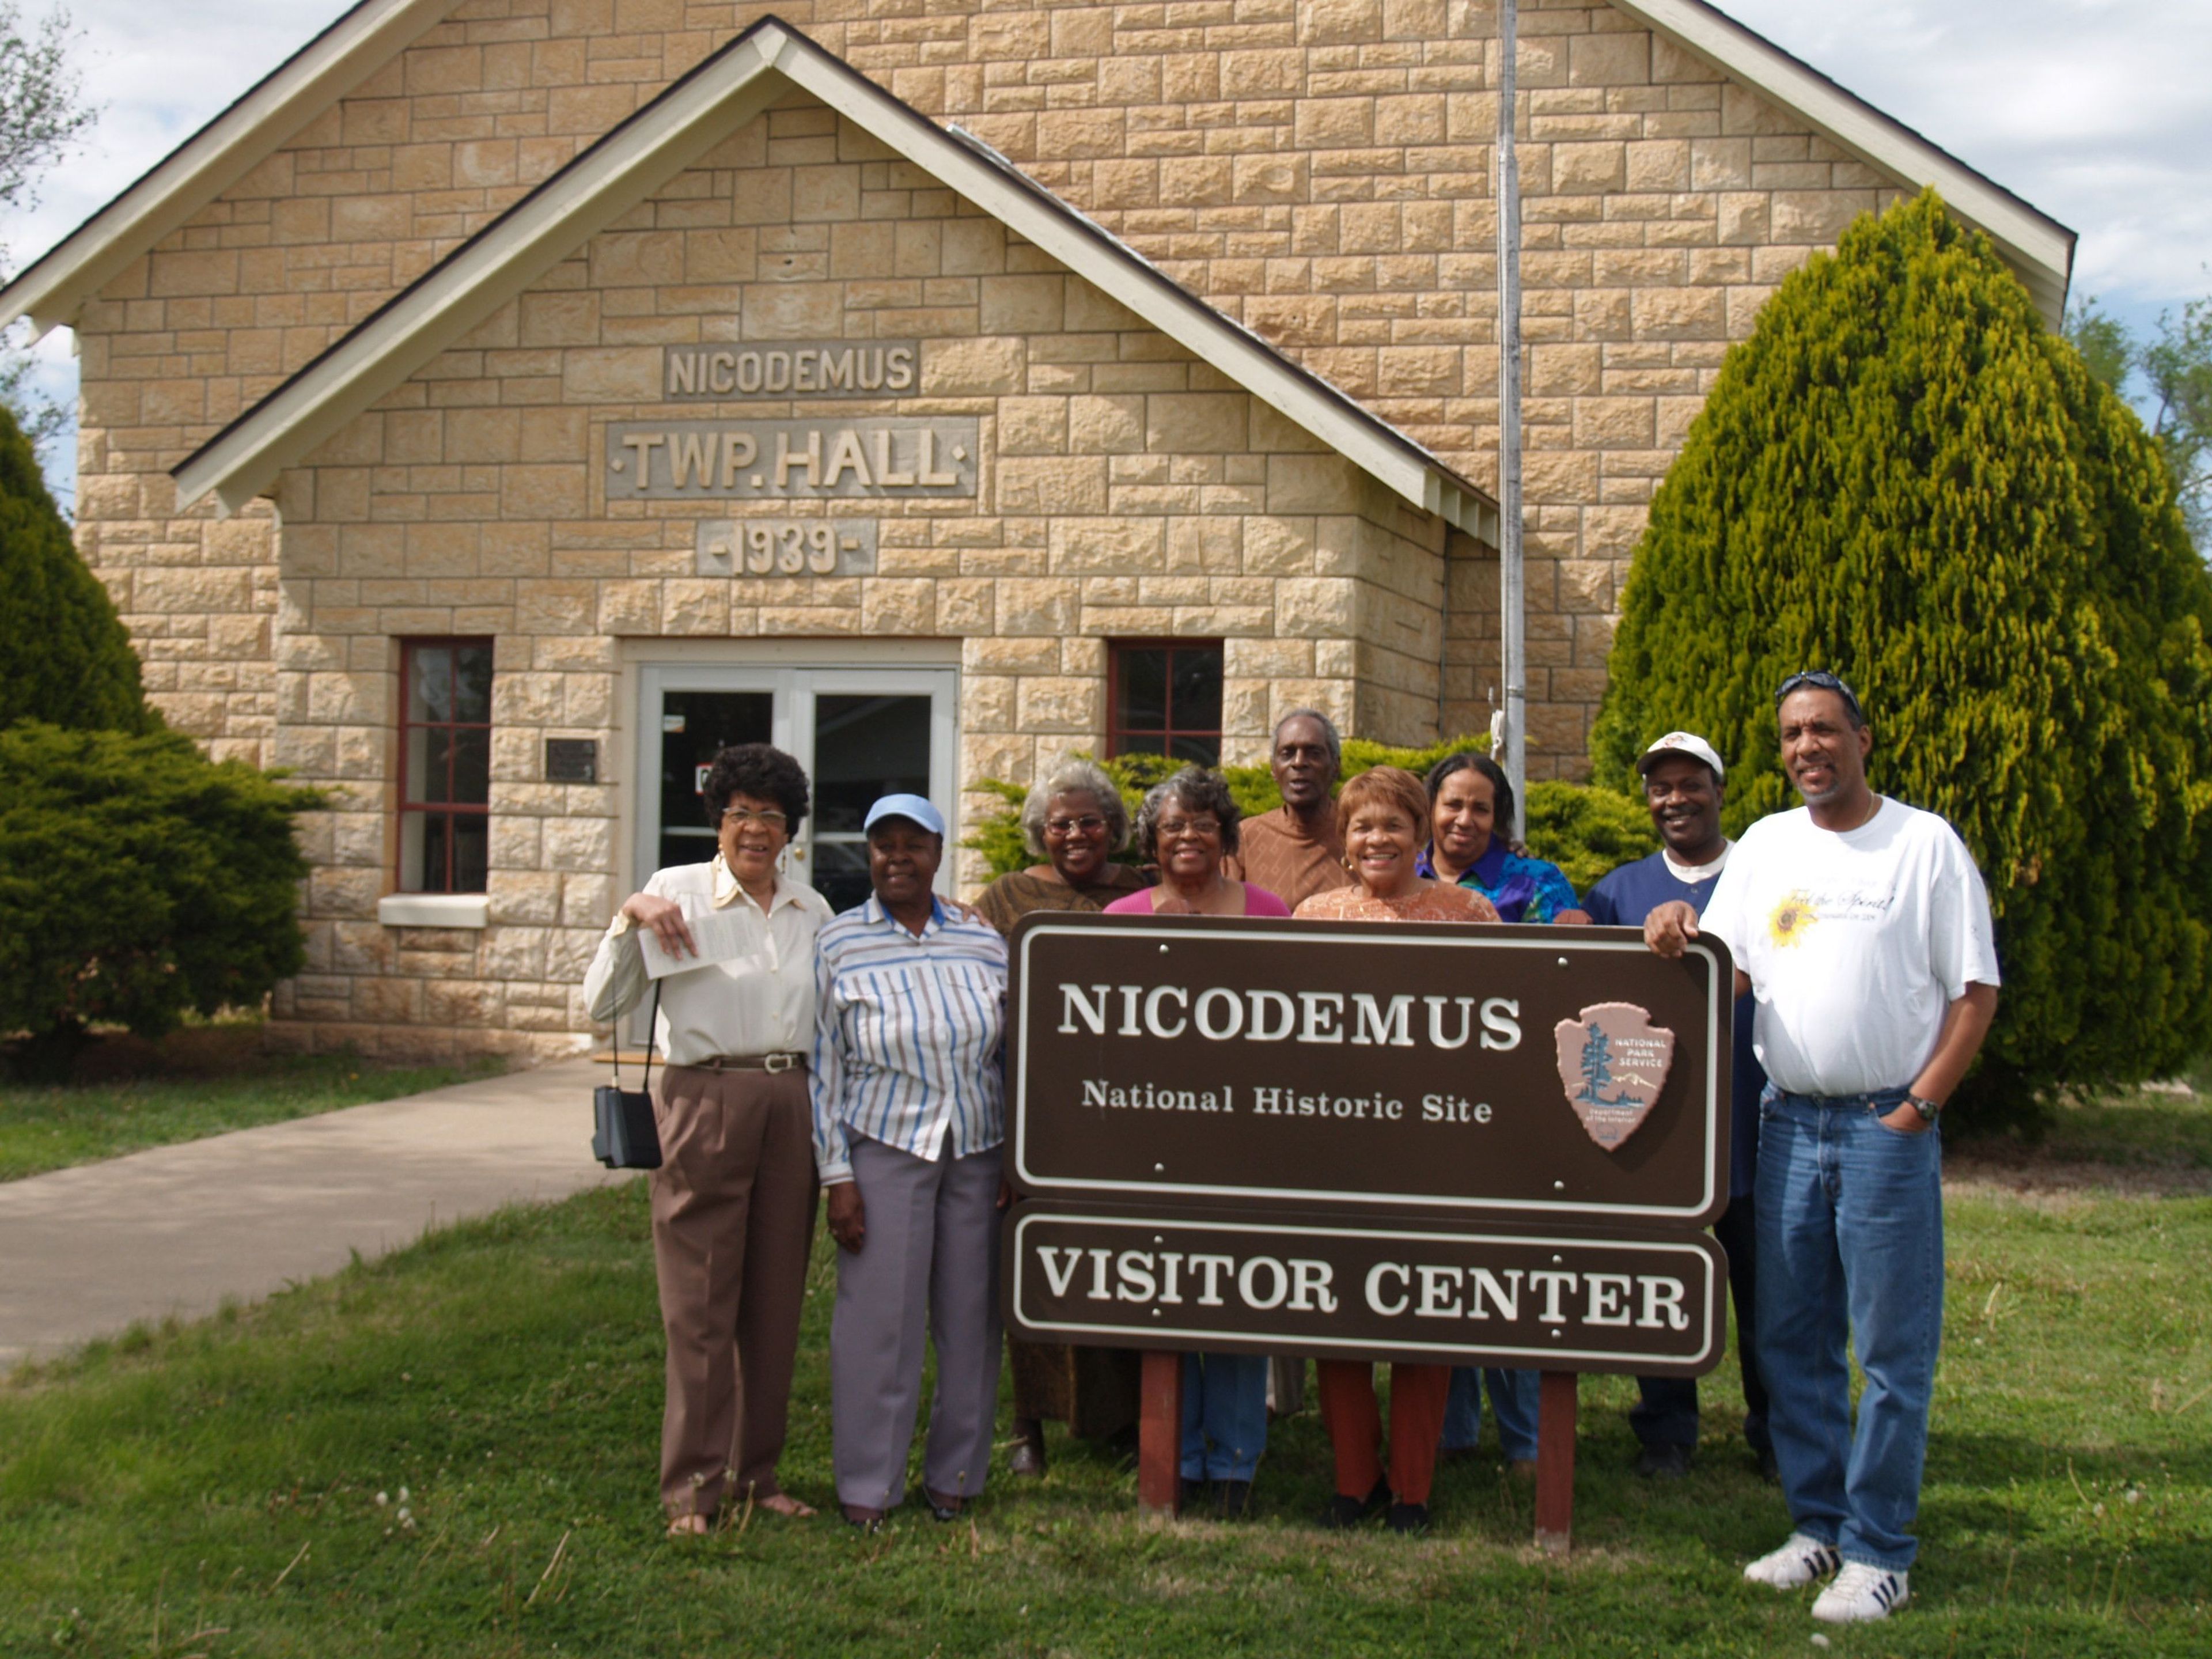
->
[863, 793, 946, 836]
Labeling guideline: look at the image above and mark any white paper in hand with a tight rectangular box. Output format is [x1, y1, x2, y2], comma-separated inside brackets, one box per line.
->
[638, 908, 754, 979]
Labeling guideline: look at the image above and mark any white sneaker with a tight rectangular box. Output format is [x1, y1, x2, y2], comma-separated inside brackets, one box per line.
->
[1812, 1561, 1910, 1623]
[1742, 1532, 1842, 1589]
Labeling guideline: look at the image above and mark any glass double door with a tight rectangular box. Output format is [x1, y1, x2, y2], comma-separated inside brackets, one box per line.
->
[636, 665, 957, 915]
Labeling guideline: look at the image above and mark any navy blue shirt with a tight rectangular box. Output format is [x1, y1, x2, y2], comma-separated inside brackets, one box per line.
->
[1584, 850, 1764, 1199]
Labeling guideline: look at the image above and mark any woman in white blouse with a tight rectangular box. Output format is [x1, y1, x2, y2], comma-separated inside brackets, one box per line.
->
[583, 743, 834, 1535]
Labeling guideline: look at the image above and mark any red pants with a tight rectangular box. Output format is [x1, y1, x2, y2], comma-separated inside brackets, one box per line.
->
[1316, 1359, 1452, 1506]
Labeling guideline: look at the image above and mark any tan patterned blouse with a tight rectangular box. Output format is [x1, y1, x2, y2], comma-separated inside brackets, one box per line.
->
[1293, 882, 1502, 925]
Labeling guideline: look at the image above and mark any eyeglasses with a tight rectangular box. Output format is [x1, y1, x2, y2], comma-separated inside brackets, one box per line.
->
[1156, 817, 1222, 839]
[1043, 815, 1109, 837]
[1775, 669, 1864, 725]
[720, 808, 789, 830]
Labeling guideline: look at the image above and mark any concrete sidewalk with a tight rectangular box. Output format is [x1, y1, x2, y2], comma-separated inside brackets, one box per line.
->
[0, 1059, 630, 1369]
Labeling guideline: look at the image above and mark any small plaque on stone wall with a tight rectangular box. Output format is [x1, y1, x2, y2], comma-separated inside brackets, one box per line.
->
[545, 738, 598, 783]
[696, 518, 878, 577]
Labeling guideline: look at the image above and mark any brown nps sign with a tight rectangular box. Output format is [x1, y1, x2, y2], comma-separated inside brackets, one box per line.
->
[1006, 915, 1733, 1226]
[1004, 1205, 1728, 1375]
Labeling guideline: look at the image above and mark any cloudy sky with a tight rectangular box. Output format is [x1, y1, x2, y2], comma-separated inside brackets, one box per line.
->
[6, 0, 2208, 491]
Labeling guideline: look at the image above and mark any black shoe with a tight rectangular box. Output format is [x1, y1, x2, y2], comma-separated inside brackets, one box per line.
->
[1180, 1476, 1209, 1513]
[1214, 1478, 1254, 1520]
[1320, 1478, 1390, 1529]
[1755, 1445, 1780, 1484]
[840, 1504, 885, 1535]
[1635, 1442, 1695, 1480]
[1386, 1501, 1430, 1535]
[925, 1488, 968, 1522]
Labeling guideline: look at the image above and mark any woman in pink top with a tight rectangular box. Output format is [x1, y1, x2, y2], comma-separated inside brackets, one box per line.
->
[1101, 766, 1283, 1518]
[1101, 766, 1291, 921]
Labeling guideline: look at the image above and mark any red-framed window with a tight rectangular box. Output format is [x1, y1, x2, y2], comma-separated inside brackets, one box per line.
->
[397, 638, 493, 893]
[1107, 639, 1224, 766]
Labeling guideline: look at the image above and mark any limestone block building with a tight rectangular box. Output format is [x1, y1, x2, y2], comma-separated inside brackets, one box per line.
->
[0, 0, 2071, 1058]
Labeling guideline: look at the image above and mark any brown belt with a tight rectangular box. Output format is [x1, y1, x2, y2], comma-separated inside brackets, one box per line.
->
[684, 1051, 807, 1074]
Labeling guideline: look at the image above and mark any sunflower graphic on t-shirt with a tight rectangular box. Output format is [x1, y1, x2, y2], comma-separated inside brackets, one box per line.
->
[1767, 889, 1819, 948]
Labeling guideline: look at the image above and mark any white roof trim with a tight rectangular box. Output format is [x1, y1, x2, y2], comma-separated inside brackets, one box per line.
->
[1613, 0, 2075, 325]
[172, 17, 1498, 544]
[0, 0, 456, 340]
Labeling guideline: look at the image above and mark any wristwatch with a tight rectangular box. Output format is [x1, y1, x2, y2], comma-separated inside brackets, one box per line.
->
[1906, 1093, 1942, 1125]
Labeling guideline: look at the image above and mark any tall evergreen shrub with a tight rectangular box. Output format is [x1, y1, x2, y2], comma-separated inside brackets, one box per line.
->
[0, 403, 152, 732]
[1590, 190, 2212, 1118]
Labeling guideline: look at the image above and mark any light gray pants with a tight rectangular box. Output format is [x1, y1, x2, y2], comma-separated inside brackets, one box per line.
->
[830, 1134, 1003, 1511]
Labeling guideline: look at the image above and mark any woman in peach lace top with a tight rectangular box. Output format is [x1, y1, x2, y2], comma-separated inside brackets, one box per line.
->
[1293, 766, 1497, 1535]
[1292, 768, 1501, 929]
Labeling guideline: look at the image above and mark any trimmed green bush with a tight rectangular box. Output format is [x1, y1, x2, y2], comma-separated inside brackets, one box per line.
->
[0, 723, 323, 1077]
[1590, 189, 2212, 1121]
[1525, 779, 1660, 895]
[0, 403, 153, 733]
[965, 737, 1654, 894]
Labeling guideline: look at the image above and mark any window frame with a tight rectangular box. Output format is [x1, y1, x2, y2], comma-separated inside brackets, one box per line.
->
[1105, 638, 1225, 766]
[395, 637, 494, 895]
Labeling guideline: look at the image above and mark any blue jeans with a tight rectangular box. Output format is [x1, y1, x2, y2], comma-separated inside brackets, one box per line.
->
[1441, 1366, 1539, 1461]
[1757, 1085, 1943, 1572]
[1180, 1352, 1269, 1481]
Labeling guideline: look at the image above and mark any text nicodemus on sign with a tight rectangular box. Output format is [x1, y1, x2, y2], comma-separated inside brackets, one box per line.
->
[1006, 915, 1734, 1226]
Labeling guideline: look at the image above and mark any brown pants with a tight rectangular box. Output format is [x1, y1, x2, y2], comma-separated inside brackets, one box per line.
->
[650, 1064, 817, 1519]
[1009, 1340, 1142, 1440]
[1316, 1359, 1452, 1506]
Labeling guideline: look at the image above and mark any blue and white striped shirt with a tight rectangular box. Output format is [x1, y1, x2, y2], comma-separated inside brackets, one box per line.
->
[809, 894, 1009, 1183]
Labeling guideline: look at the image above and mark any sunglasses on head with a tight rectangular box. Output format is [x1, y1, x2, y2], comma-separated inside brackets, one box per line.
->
[1775, 669, 1863, 725]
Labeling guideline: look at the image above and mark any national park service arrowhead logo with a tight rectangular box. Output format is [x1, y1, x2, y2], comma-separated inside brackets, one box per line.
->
[1553, 1002, 1676, 1152]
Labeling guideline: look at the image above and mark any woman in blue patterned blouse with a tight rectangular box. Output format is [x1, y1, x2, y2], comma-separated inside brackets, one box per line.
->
[1418, 751, 1588, 1473]
[1416, 752, 1589, 925]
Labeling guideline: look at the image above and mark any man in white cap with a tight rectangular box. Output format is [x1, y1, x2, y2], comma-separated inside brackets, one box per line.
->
[810, 793, 1012, 1532]
[1646, 673, 1999, 1625]
[1582, 733, 1770, 1483]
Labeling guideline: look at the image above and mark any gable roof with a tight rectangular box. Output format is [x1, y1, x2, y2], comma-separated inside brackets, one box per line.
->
[168, 17, 1501, 541]
[1615, 0, 2075, 324]
[0, 0, 451, 340]
[0, 2, 2080, 488]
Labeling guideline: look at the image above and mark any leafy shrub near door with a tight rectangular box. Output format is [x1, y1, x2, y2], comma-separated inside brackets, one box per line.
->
[0, 724, 324, 1078]
[964, 736, 1656, 892]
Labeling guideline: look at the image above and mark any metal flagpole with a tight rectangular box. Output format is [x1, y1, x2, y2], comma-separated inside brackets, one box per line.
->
[1495, 0, 1527, 840]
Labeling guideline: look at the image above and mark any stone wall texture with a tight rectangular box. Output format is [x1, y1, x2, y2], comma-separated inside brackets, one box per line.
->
[67, 0, 1914, 1055]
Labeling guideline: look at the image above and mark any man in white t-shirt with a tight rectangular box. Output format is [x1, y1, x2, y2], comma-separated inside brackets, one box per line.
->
[1645, 671, 2000, 1626]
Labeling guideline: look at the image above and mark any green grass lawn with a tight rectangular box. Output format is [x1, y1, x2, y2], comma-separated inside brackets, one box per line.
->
[2030, 1059, 2212, 1169]
[0, 1026, 502, 1181]
[3, 1161, 2206, 1657]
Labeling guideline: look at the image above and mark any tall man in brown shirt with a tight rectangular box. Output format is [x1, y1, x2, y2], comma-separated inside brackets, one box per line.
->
[1229, 709, 1355, 911]
[1225, 707, 1352, 1415]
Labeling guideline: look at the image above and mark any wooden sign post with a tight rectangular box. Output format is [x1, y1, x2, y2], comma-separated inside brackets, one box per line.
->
[1535, 1370, 1580, 1552]
[1002, 914, 1735, 1551]
[1138, 1351, 1183, 1520]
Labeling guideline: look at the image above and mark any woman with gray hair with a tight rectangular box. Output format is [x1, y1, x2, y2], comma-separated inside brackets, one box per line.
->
[972, 757, 1147, 940]
[974, 756, 1149, 1475]
[1105, 766, 1293, 921]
